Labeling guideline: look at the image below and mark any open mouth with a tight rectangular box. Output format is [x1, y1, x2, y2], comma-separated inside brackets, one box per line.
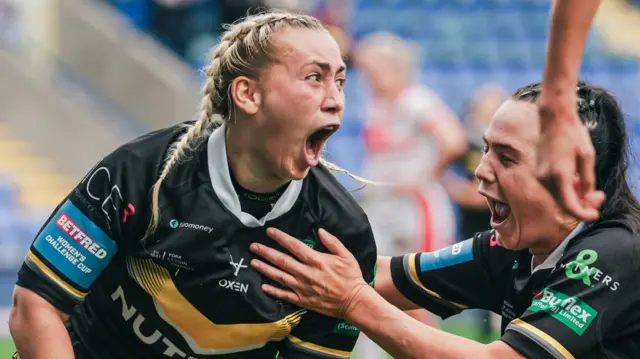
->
[489, 198, 511, 226]
[304, 124, 340, 166]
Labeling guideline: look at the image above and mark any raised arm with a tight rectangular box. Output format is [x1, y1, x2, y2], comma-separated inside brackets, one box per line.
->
[537, 0, 605, 220]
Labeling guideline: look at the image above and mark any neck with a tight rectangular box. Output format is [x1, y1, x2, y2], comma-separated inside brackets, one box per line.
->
[225, 123, 290, 193]
[530, 221, 579, 267]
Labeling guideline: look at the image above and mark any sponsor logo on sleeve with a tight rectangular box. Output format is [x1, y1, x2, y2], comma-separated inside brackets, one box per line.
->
[80, 165, 135, 226]
[562, 249, 620, 291]
[528, 288, 598, 336]
[420, 238, 474, 272]
[32, 200, 117, 289]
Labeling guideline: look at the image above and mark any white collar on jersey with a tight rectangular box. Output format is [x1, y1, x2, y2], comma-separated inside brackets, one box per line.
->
[530, 221, 586, 274]
[207, 123, 303, 227]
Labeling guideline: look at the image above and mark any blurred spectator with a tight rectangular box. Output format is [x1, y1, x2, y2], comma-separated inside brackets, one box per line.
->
[355, 31, 466, 257]
[353, 31, 467, 359]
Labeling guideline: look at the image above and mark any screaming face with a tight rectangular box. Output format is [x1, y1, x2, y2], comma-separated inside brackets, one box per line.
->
[255, 28, 346, 180]
[475, 100, 576, 252]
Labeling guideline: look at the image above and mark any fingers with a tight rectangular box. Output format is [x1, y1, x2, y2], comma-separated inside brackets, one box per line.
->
[261, 283, 302, 306]
[251, 259, 301, 289]
[265, 228, 318, 265]
[539, 159, 601, 221]
[318, 228, 352, 259]
[558, 170, 590, 220]
[249, 242, 309, 278]
[577, 144, 597, 197]
[586, 190, 606, 210]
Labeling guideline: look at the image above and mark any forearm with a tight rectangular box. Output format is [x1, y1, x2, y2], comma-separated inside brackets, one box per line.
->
[346, 286, 488, 359]
[542, 0, 601, 98]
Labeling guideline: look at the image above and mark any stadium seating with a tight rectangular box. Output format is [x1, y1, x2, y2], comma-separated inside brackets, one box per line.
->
[328, 0, 640, 193]
[0, 125, 72, 276]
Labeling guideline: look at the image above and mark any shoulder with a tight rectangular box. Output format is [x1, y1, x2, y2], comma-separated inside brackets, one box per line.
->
[109, 122, 192, 169]
[74, 122, 199, 213]
[561, 220, 640, 292]
[105, 122, 207, 187]
[567, 220, 639, 259]
[305, 165, 370, 234]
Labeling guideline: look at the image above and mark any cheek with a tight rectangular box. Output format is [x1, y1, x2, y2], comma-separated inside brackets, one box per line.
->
[505, 170, 561, 237]
[266, 83, 319, 121]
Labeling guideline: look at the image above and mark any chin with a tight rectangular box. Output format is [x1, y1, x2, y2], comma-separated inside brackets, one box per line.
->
[495, 230, 521, 251]
[287, 164, 311, 181]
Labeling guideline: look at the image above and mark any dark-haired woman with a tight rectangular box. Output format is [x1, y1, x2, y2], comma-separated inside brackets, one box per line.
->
[250, 82, 640, 359]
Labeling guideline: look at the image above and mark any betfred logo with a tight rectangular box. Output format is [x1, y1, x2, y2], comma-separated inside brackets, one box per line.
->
[56, 213, 108, 259]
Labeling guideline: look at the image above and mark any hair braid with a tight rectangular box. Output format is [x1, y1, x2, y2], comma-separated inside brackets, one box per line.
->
[145, 46, 225, 238]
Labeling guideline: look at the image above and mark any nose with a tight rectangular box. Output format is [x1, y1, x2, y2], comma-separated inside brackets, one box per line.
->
[475, 154, 495, 184]
[321, 82, 344, 116]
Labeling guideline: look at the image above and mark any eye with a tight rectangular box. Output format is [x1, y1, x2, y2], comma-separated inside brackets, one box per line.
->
[306, 73, 321, 82]
[499, 154, 514, 166]
[336, 78, 346, 88]
[482, 144, 489, 154]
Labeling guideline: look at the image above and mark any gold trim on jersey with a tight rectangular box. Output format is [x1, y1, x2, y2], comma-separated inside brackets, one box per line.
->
[127, 258, 306, 355]
[287, 335, 352, 358]
[26, 250, 87, 299]
[407, 253, 468, 309]
[510, 319, 575, 359]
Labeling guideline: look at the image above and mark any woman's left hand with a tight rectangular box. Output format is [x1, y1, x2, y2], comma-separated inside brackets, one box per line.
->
[249, 228, 369, 319]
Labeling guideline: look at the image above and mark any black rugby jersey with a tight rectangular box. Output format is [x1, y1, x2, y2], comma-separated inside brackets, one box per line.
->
[391, 221, 640, 359]
[16, 122, 377, 359]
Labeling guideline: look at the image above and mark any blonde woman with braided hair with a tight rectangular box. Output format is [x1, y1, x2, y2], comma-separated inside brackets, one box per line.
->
[10, 10, 377, 359]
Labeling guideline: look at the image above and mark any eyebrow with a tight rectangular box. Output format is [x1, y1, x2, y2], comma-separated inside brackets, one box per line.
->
[482, 135, 520, 153]
[306, 60, 346, 74]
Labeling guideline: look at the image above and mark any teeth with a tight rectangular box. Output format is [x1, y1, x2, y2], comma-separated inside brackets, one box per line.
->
[494, 202, 510, 218]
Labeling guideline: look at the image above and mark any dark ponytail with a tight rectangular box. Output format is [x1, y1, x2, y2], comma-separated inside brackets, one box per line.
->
[513, 81, 640, 234]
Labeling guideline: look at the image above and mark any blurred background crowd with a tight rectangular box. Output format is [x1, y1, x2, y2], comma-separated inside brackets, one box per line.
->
[0, 0, 639, 357]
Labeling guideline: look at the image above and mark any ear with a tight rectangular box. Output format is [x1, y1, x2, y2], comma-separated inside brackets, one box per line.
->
[230, 76, 261, 116]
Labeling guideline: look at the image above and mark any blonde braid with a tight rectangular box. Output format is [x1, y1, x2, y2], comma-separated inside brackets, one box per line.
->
[145, 42, 224, 238]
